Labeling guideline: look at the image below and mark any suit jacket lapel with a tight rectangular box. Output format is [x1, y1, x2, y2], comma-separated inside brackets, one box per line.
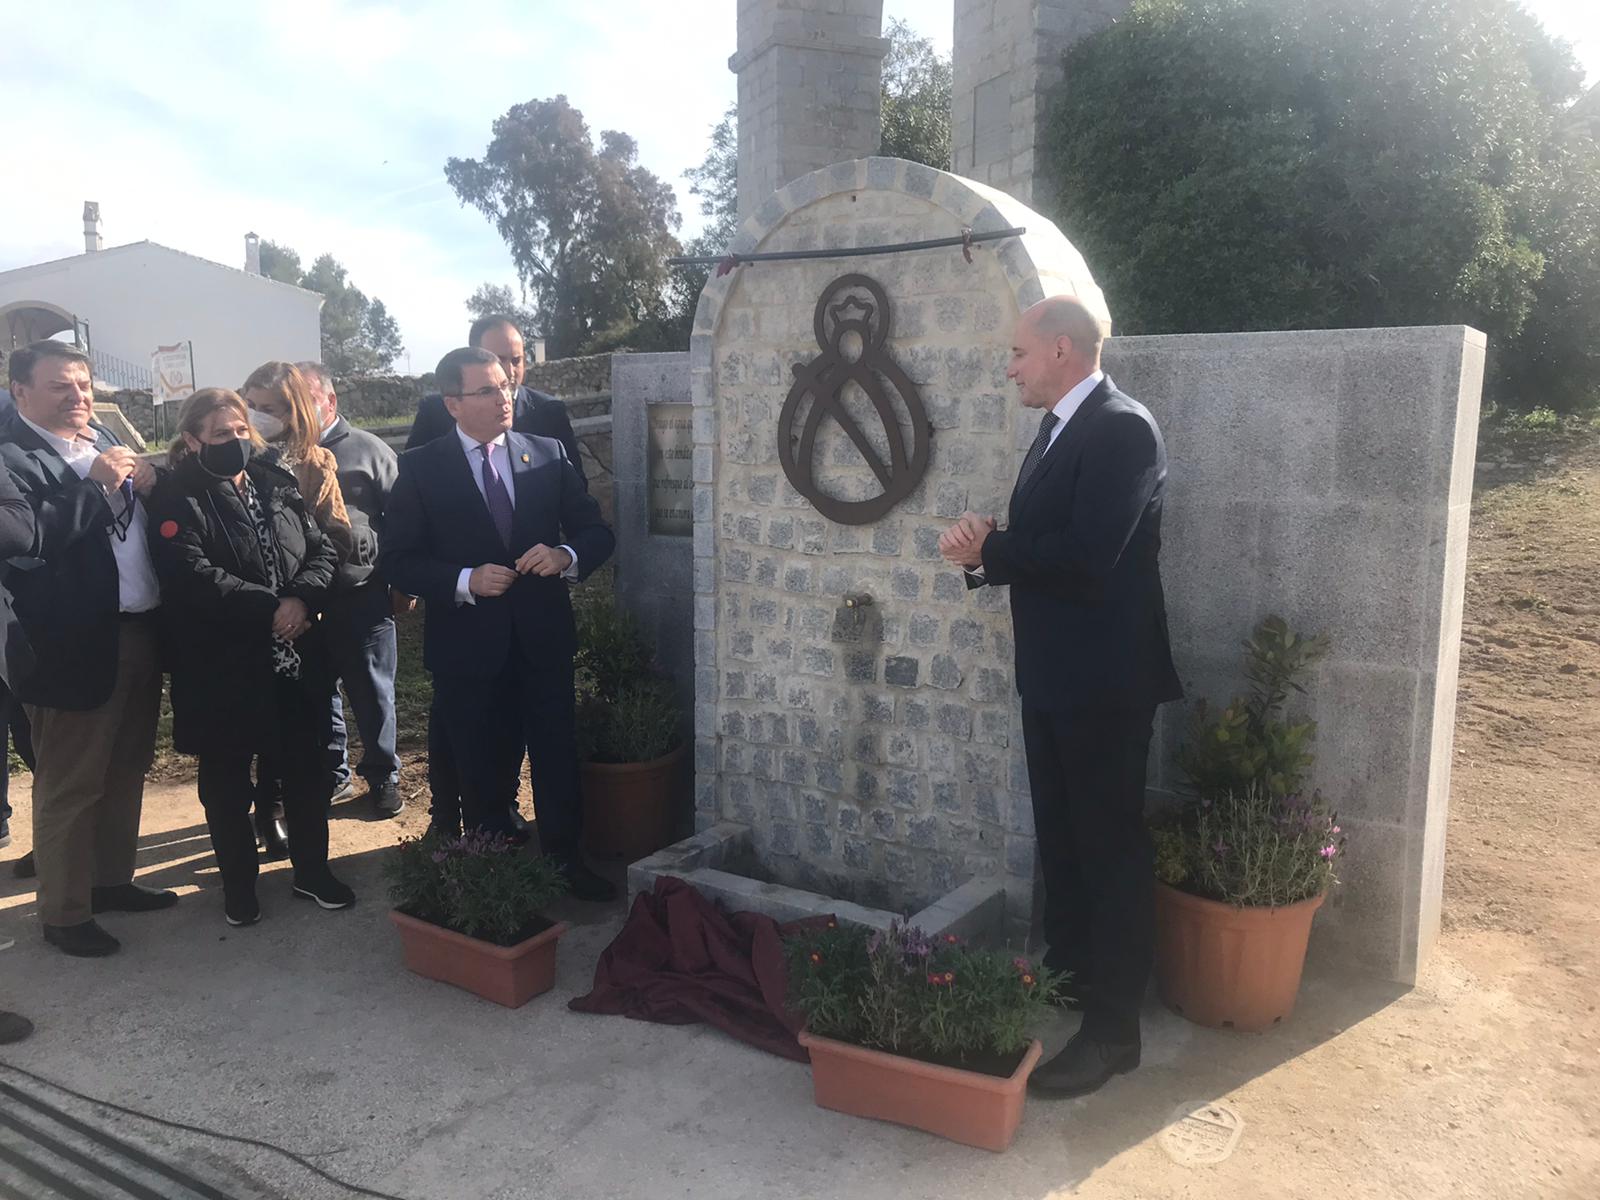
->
[8, 419, 78, 492]
[1011, 378, 1114, 517]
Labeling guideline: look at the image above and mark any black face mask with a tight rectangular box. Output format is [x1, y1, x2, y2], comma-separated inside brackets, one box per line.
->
[196, 436, 252, 479]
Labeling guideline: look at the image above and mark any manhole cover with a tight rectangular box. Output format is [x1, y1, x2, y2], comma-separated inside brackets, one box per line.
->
[1158, 1099, 1245, 1166]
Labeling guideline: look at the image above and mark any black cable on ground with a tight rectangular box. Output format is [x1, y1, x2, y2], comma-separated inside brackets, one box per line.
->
[0, 1063, 414, 1200]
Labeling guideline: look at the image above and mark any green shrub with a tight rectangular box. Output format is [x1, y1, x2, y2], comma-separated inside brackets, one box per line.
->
[1176, 616, 1329, 799]
[572, 569, 684, 763]
[786, 922, 1064, 1065]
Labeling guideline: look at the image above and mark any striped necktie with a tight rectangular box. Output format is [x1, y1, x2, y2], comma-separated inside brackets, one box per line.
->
[1015, 411, 1060, 491]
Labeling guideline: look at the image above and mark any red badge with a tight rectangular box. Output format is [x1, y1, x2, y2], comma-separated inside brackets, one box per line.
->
[159, 520, 180, 539]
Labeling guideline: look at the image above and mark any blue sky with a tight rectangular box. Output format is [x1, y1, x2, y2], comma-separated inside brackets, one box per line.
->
[0, 0, 1592, 375]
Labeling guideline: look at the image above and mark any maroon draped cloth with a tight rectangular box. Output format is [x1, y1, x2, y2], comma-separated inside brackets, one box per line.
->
[568, 876, 816, 1062]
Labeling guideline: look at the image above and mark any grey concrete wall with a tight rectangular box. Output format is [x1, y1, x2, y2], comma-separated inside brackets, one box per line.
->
[1104, 327, 1483, 984]
[611, 353, 696, 735]
[730, 0, 890, 217]
[951, 0, 1131, 210]
[691, 158, 1110, 931]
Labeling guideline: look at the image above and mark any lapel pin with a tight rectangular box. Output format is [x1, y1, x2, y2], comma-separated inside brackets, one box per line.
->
[520, 453, 530, 463]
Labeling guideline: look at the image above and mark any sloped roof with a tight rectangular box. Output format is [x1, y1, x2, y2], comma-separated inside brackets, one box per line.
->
[0, 240, 323, 306]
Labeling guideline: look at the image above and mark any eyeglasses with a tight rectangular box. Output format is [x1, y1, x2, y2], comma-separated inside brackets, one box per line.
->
[445, 383, 513, 400]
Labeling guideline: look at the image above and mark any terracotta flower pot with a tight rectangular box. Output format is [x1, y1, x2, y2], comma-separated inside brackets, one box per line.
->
[797, 1032, 1043, 1152]
[580, 741, 687, 863]
[1152, 882, 1325, 1032]
[389, 910, 568, 1009]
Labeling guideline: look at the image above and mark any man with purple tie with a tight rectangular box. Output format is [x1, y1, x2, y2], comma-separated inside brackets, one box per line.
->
[381, 348, 616, 901]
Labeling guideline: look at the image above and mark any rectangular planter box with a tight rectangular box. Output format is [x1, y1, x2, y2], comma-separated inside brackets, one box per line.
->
[798, 1031, 1043, 1152]
[389, 910, 568, 1009]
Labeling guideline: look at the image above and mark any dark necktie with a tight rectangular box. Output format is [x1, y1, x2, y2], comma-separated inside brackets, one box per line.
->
[478, 442, 514, 546]
[1015, 411, 1060, 492]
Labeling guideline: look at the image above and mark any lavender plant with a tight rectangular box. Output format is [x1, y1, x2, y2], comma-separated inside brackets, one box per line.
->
[386, 830, 567, 945]
[786, 921, 1064, 1066]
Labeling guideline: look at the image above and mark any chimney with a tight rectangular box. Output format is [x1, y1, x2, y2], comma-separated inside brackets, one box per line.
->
[83, 201, 102, 253]
[244, 232, 261, 274]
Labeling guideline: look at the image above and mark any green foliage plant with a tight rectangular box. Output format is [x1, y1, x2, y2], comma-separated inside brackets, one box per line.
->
[1176, 616, 1329, 799]
[1158, 616, 1344, 907]
[572, 570, 683, 764]
[786, 921, 1064, 1067]
[385, 831, 567, 945]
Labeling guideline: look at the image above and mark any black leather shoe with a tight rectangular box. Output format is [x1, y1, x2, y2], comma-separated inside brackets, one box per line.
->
[92, 882, 179, 914]
[0, 1011, 33, 1045]
[256, 811, 290, 860]
[425, 821, 462, 841]
[372, 781, 404, 819]
[292, 873, 356, 910]
[554, 857, 617, 903]
[1027, 1031, 1140, 1098]
[42, 920, 120, 958]
[13, 850, 35, 879]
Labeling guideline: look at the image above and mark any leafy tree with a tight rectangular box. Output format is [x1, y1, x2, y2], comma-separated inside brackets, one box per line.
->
[301, 253, 404, 376]
[1040, 0, 1600, 411]
[465, 283, 540, 347]
[258, 240, 303, 286]
[446, 96, 683, 358]
[879, 17, 952, 170]
[257, 241, 403, 374]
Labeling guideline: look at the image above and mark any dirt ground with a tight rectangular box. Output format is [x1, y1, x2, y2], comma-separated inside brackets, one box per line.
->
[1, 433, 1597, 1200]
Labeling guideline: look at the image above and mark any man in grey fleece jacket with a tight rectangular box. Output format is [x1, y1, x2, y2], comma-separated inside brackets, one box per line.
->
[301, 362, 406, 818]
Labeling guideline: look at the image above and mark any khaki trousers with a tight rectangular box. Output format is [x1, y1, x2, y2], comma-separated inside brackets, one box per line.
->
[26, 619, 161, 927]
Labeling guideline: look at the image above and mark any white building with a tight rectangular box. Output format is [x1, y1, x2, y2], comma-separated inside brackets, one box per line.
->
[0, 203, 322, 391]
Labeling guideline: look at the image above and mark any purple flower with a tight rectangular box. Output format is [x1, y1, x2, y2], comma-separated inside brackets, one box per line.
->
[1319, 845, 1337, 859]
[430, 850, 448, 865]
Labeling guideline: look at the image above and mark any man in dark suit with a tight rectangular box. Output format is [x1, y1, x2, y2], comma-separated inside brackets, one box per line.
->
[0, 341, 178, 957]
[405, 315, 587, 836]
[383, 347, 615, 901]
[941, 297, 1182, 1097]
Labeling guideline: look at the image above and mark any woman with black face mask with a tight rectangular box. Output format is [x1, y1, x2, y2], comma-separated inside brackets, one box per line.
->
[146, 388, 354, 927]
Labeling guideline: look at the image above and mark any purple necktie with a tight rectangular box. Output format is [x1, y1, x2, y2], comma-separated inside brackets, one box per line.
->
[479, 442, 514, 546]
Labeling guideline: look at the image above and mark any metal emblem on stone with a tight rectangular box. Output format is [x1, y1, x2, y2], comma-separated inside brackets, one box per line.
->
[1158, 1100, 1245, 1166]
[778, 274, 931, 525]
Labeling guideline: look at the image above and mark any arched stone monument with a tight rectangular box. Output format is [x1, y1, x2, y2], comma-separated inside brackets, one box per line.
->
[678, 157, 1110, 934]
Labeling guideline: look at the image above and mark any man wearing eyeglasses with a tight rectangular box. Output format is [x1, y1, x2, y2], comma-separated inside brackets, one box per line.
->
[0, 341, 178, 957]
[383, 347, 616, 901]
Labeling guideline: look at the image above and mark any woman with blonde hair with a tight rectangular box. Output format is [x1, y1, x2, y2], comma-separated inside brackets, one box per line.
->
[146, 388, 353, 926]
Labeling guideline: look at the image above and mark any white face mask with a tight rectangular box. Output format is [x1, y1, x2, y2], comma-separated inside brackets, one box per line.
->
[249, 409, 285, 441]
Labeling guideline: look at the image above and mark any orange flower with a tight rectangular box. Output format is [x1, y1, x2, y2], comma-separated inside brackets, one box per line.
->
[1021, 973, 1036, 987]
[942, 971, 955, 985]
[808, 950, 823, 966]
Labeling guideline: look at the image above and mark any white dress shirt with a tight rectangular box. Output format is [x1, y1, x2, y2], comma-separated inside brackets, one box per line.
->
[20, 416, 160, 613]
[453, 427, 578, 604]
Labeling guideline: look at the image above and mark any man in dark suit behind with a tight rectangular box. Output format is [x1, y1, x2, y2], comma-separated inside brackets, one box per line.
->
[941, 296, 1183, 1098]
[404, 315, 586, 836]
[404, 315, 585, 484]
[0, 341, 178, 957]
[383, 347, 616, 901]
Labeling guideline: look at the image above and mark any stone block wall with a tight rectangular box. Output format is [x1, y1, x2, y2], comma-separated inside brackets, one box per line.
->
[1104, 326, 1483, 983]
[524, 352, 617, 398]
[731, 0, 889, 216]
[952, 0, 1131, 210]
[692, 158, 1110, 929]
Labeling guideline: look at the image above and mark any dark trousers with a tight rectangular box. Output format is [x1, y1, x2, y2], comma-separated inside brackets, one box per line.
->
[0, 680, 35, 825]
[430, 643, 582, 856]
[326, 585, 400, 789]
[1022, 704, 1157, 1045]
[197, 676, 335, 898]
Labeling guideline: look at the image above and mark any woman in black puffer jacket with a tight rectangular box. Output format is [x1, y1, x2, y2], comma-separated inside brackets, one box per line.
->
[146, 388, 354, 927]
